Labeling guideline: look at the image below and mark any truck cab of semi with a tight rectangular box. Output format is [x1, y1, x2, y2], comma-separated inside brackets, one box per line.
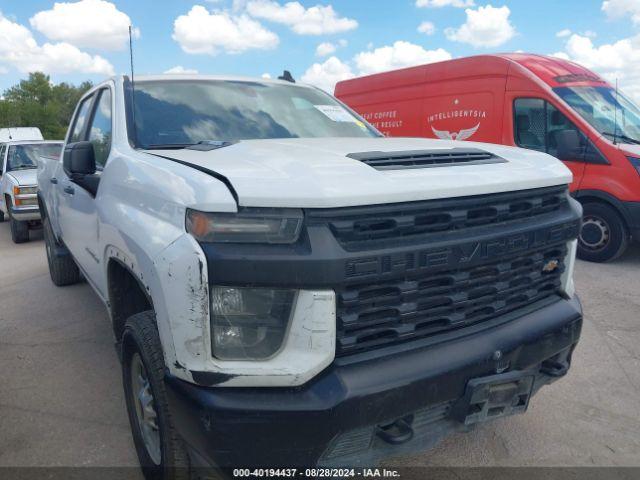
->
[38, 74, 582, 474]
[335, 53, 640, 263]
[0, 127, 62, 243]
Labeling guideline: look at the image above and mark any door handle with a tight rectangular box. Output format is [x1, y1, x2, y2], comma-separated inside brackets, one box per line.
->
[50, 178, 58, 184]
[63, 185, 75, 195]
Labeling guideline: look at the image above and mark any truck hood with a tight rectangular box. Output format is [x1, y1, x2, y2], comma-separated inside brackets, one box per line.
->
[146, 138, 572, 208]
[6, 168, 38, 187]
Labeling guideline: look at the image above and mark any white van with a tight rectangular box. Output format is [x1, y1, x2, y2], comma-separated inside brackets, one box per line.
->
[0, 127, 44, 143]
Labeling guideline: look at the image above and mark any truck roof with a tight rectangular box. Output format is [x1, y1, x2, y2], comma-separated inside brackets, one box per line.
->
[335, 53, 610, 96]
[3, 140, 63, 146]
[106, 74, 314, 88]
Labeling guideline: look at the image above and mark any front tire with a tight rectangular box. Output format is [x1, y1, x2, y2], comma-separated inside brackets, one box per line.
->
[9, 215, 29, 243]
[122, 311, 190, 480]
[44, 217, 81, 286]
[578, 202, 629, 262]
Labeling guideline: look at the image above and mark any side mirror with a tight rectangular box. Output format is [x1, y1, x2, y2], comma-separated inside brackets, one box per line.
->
[63, 141, 96, 175]
[555, 130, 581, 161]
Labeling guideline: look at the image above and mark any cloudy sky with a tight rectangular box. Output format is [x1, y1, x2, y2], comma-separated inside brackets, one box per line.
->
[1, 0, 640, 98]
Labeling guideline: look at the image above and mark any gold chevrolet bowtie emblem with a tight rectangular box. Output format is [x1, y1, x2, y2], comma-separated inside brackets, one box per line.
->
[542, 259, 559, 273]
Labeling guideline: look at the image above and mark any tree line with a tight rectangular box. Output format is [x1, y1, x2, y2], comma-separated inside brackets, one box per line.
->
[0, 72, 93, 140]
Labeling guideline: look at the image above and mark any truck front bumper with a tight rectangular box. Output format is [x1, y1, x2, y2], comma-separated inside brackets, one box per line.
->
[165, 295, 582, 468]
[9, 204, 41, 222]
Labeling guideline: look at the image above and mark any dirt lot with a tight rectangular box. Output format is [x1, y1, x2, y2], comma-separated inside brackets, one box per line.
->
[0, 224, 639, 468]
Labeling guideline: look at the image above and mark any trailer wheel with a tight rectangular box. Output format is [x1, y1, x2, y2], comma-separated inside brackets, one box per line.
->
[44, 217, 81, 286]
[122, 311, 190, 480]
[9, 215, 29, 243]
[578, 202, 629, 262]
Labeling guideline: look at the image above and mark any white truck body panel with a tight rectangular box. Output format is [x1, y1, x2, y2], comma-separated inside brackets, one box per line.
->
[147, 138, 571, 209]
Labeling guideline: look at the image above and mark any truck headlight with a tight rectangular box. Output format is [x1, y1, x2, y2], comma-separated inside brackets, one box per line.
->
[210, 287, 297, 360]
[186, 208, 303, 244]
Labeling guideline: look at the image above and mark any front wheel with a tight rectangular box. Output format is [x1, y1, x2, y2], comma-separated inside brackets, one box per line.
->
[9, 215, 29, 243]
[577, 202, 629, 263]
[122, 311, 190, 480]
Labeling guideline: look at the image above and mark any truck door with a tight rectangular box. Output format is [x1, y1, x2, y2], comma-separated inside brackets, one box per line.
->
[513, 98, 587, 191]
[0, 144, 6, 214]
[58, 88, 112, 296]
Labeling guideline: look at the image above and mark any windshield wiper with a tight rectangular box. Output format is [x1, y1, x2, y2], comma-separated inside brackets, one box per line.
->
[10, 166, 37, 171]
[601, 132, 640, 145]
[142, 140, 235, 151]
[143, 143, 196, 150]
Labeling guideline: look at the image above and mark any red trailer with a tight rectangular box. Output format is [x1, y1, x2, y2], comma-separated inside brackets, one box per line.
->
[335, 53, 640, 262]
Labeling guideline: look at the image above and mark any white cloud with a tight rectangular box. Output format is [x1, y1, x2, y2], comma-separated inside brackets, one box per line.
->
[445, 5, 515, 48]
[553, 33, 640, 100]
[0, 12, 114, 75]
[418, 21, 436, 35]
[246, 0, 357, 35]
[301, 56, 354, 93]
[316, 39, 346, 57]
[172, 6, 279, 55]
[354, 41, 451, 76]
[261, 73, 272, 78]
[416, 0, 474, 7]
[602, 0, 640, 24]
[29, 0, 138, 51]
[164, 66, 199, 74]
[316, 42, 337, 56]
[557, 29, 572, 38]
[302, 41, 452, 92]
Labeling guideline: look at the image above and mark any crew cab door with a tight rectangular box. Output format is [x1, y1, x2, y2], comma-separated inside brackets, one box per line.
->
[57, 87, 112, 296]
[512, 97, 589, 191]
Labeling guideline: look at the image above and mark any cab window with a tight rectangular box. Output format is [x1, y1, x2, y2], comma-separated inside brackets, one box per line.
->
[87, 89, 112, 168]
[69, 95, 94, 143]
[514, 98, 587, 160]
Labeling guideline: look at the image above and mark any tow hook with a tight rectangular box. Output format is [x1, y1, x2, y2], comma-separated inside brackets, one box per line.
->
[375, 414, 414, 445]
[541, 359, 569, 377]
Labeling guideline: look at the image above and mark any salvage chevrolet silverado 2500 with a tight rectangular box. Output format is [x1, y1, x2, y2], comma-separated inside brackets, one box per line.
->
[37, 75, 583, 475]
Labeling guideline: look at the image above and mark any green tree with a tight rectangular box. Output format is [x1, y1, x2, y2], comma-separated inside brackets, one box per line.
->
[0, 72, 93, 139]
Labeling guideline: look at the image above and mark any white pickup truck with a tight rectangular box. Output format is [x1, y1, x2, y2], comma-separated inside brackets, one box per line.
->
[38, 74, 583, 475]
[0, 128, 62, 243]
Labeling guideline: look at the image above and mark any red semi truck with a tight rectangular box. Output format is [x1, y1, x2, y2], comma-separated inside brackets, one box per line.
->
[335, 53, 640, 262]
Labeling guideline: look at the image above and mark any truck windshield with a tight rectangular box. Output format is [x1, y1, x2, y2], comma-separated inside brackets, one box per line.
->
[554, 86, 640, 144]
[7, 143, 62, 171]
[128, 80, 380, 148]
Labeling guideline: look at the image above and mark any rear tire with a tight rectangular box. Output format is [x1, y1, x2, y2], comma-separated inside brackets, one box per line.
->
[577, 202, 629, 263]
[9, 215, 29, 243]
[44, 217, 81, 286]
[122, 311, 190, 480]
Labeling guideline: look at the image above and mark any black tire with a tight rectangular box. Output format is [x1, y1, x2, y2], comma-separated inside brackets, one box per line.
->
[122, 311, 190, 480]
[43, 217, 81, 286]
[0, 209, 5, 222]
[577, 202, 629, 263]
[9, 215, 29, 243]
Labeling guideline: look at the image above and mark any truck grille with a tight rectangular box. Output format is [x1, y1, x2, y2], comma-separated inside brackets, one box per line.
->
[336, 243, 567, 356]
[304, 186, 577, 357]
[310, 185, 568, 252]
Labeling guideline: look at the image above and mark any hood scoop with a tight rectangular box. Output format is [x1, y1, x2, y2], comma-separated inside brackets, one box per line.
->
[347, 147, 506, 171]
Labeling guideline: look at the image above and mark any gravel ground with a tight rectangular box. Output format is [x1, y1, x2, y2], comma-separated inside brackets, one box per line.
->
[0, 224, 639, 468]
